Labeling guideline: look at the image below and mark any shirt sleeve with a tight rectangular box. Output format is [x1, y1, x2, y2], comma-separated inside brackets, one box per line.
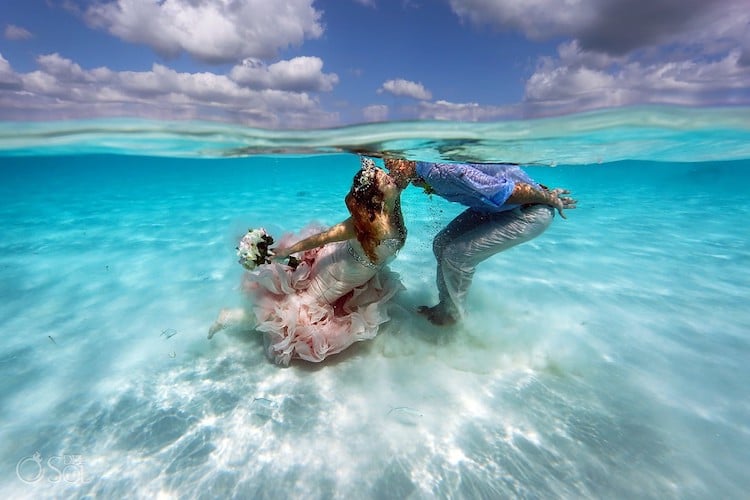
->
[416, 162, 518, 210]
[461, 166, 516, 208]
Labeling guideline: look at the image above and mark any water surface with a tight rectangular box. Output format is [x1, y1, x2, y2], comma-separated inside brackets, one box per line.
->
[1, 106, 749, 498]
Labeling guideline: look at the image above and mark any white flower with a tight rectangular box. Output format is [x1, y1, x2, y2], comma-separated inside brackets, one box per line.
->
[237, 228, 275, 270]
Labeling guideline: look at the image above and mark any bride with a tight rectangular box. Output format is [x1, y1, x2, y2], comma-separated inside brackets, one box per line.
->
[209, 158, 407, 365]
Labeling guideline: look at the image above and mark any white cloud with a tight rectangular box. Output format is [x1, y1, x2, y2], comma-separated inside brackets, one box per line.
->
[449, 0, 590, 40]
[524, 42, 750, 116]
[362, 104, 388, 122]
[0, 54, 13, 74]
[450, 0, 750, 67]
[378, 79, 432, 100]
[36, 53, 90, 82]
[449, 1, 750, 115]
[230, 57, 338, 92]
[0, 54, 23, 89]
[415, 100, 516, 121]
[0, 53, 338, 128]
[448, 0, 740, 55]
[85, 0, 324, 64]
[4, 24, 33, 40]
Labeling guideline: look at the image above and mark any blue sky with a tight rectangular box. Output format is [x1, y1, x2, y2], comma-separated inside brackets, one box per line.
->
[1, 0, 748, 128]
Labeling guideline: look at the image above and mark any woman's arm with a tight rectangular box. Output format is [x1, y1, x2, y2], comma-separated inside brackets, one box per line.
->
[507, 183, 577, 218]
[274, 219, 356, 258]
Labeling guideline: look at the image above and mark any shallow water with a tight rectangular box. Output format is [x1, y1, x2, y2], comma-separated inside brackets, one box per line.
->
[1, 108, 749, 498]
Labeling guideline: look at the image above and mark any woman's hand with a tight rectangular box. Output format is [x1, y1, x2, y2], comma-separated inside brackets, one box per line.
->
[271, 247, 290, 260]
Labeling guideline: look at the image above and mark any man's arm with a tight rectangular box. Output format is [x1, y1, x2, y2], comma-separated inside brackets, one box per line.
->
[385, 158, 577, 217]
[507, 183, 577, 219]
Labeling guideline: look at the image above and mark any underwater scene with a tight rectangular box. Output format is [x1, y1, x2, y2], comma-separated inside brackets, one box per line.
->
[1, 106, 749, 498]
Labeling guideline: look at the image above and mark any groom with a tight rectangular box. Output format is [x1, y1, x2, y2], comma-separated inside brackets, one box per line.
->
[384, 158, 576, 325]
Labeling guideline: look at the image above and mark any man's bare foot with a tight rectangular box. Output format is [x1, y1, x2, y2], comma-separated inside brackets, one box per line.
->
[417, 305, 457, 326]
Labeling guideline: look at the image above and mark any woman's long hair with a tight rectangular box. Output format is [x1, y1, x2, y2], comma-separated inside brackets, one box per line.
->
[345, 167, 386, 263]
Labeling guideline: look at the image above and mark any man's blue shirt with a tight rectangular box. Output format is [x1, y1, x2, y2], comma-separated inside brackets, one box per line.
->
[415, 162, 539, 212]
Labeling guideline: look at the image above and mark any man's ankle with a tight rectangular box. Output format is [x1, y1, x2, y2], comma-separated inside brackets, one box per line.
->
[417, 304, 457, 326]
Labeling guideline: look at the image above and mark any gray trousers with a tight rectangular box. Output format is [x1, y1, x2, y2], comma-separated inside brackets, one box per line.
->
[432, 204, 554, 318]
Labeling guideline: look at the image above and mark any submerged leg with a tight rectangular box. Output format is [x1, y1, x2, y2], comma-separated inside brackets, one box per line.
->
[208, 308, 249, 339]
[423, 205, 554, 325]
[419, 209, 485, 325]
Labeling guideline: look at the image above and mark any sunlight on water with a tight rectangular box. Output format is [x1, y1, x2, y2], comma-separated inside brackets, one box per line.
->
[1, 106, 749, 498]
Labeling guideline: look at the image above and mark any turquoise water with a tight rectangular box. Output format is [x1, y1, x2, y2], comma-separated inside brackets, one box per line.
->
[1, 107, 749, 498]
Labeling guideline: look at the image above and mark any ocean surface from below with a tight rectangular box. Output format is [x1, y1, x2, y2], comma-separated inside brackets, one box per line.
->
[1, 105, 749, 165]
[0, 106, 749, 498]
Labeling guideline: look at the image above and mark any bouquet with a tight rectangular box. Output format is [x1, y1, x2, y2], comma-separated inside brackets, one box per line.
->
[237, 228, 275, 270]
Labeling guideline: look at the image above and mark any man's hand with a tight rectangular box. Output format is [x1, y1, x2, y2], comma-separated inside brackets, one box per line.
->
[508, 183, 577, 218]
[546, 188, 577, 219]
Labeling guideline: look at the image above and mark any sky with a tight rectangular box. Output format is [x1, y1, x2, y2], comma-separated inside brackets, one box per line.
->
[1, 0, 749, 128]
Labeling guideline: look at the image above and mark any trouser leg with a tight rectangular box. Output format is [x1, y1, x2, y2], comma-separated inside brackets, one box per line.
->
[432, 209, 485, 318]
[433, 205, 554, 319]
